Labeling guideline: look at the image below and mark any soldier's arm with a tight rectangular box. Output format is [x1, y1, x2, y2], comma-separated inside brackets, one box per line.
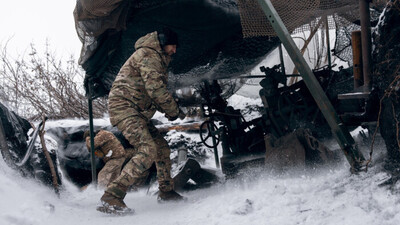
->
[86, 131, 109, 151]
[93, 131, 112, 149]
[138, 55, 179, 117]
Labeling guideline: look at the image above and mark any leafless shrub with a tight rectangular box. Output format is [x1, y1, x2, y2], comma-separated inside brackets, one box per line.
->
[0, 41, 107, 120]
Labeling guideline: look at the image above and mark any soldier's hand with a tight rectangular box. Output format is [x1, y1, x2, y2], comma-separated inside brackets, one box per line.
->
[166, 113, 178, 121]
[178, 108, 186, 120]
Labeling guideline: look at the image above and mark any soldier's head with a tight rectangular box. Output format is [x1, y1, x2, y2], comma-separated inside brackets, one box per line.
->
[83, 129, 100, 139]
[158, 27, 178, 56]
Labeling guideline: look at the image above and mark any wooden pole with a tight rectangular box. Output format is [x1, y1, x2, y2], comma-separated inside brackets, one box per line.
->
[38, 116, 59, 195]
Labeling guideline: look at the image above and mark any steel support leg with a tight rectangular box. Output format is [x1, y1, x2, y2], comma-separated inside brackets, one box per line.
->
[359, 0, 372, 91]
[256, 0, 365, 171]
[209, 123, 220, 168]
[88, 80, 97, 185]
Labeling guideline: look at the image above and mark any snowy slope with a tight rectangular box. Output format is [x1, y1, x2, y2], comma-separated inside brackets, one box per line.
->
[1, 95, 400, 225]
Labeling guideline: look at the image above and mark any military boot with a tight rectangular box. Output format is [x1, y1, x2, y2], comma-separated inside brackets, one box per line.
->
[157, 190, 187, 203]
[97, 192, 134, 215]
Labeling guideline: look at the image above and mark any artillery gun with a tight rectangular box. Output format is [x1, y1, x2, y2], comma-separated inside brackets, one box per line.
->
[198, 63, 380, 176]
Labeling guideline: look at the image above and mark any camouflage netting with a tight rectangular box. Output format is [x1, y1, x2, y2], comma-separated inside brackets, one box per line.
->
[74, 0, 165, 65]
[237, 0, 386, 65]
[74, 0, 385, 98]
[237, 0, 360, 37]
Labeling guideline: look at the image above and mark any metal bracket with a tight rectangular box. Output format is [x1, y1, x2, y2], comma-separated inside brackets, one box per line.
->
[16, 117, 48, 167]
[256, 0, 365, 170]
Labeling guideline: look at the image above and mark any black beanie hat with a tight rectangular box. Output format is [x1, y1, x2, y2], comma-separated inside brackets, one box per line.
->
[158, 27, 179, 48]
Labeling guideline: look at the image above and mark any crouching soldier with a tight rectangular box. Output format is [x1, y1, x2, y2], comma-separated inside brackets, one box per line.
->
[98, 27, 186, 215]
[84, 130, 130, 188]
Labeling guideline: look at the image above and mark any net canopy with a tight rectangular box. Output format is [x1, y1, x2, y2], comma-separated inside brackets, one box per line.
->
[74, 0, 384, 98]
[237, 0, 361, 37]
[237, 0, 385, 64]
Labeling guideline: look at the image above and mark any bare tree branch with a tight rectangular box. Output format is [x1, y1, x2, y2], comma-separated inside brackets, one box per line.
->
[0, 42, 108, 120]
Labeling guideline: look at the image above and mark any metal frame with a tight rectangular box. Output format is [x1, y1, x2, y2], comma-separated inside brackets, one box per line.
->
[256, 0, 365, 171]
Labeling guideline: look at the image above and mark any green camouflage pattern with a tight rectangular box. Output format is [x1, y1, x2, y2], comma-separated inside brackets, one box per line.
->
[86, 130, 133, 187]
[85, 130, 126, 162]
[108, 31, 179, 126]
[105, 31, 179, 198]
[106, 115, 174, 197]
[98, 157, 126, 188]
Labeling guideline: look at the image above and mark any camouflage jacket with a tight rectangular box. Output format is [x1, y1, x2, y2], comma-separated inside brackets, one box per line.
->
[85, 130, 126, 162]
[108, 31, 179, 125]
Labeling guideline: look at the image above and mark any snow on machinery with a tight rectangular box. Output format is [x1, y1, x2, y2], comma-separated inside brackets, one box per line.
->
[196, 0, 381, 176]
[74, 0, 390, 183]
[197, 64, 378, 177]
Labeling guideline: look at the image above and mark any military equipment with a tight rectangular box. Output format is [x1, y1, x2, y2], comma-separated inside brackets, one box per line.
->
[198, 61, 379, 176]
[16, 117, 48, 167]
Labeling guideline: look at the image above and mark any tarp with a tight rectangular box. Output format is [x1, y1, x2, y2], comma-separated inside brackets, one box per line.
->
[74, 0, 279, 98]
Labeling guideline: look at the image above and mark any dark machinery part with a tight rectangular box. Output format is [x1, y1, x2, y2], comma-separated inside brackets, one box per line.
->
[198, 79, 271, 176]
[0, 115, 12, 167]
[173, 158, 219, 191]
[16, 118, 48, 167]
[199, 120, 220, 148]
[198, 62, 379, 176]
[256, 0, 366, 171]
[195, 1, 379, 175]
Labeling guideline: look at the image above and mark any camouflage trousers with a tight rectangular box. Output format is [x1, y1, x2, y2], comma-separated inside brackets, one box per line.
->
[98, 157, 126, 188]
[98, 148, 144, 189]
[106, 116, 173, 198]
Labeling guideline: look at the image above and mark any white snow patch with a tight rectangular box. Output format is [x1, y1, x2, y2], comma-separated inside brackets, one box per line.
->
[105, 150, 113, 158]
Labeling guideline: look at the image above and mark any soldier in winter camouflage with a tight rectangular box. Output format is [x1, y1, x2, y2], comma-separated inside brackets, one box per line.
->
[98, 28, 185, 214]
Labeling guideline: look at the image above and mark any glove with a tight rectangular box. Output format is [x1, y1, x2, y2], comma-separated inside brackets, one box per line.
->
[166, 108, 186, 121]
[178, 108, 186, 120]
[166, 113, 178, 121]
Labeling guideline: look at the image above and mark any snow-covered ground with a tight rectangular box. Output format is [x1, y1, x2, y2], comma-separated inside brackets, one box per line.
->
[1, 142, 400, 225]
[1, 94, 400, 225]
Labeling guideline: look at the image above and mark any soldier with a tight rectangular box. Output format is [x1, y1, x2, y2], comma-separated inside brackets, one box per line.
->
[98, 27, 185, 214]
[84, 130, 143, 188]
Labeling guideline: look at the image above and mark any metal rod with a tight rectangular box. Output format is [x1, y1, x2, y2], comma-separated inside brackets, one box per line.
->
[88, 82, 97, 186]
[209, 123, 220, 168]
[217, 74, 301, 80]
[256, 0, 365, 170]
[359, 0, 372, 91]
[16, 120, 46, 167]
[352, 30, 363, 89]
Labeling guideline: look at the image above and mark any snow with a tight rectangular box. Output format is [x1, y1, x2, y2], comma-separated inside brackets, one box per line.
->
[2, 146, 400, 225]
[1, 94, 400, 225]
[105, 151, 113, 158]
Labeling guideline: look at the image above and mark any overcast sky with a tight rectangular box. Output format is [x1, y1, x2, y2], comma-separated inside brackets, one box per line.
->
[0, 0, 81, 58]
